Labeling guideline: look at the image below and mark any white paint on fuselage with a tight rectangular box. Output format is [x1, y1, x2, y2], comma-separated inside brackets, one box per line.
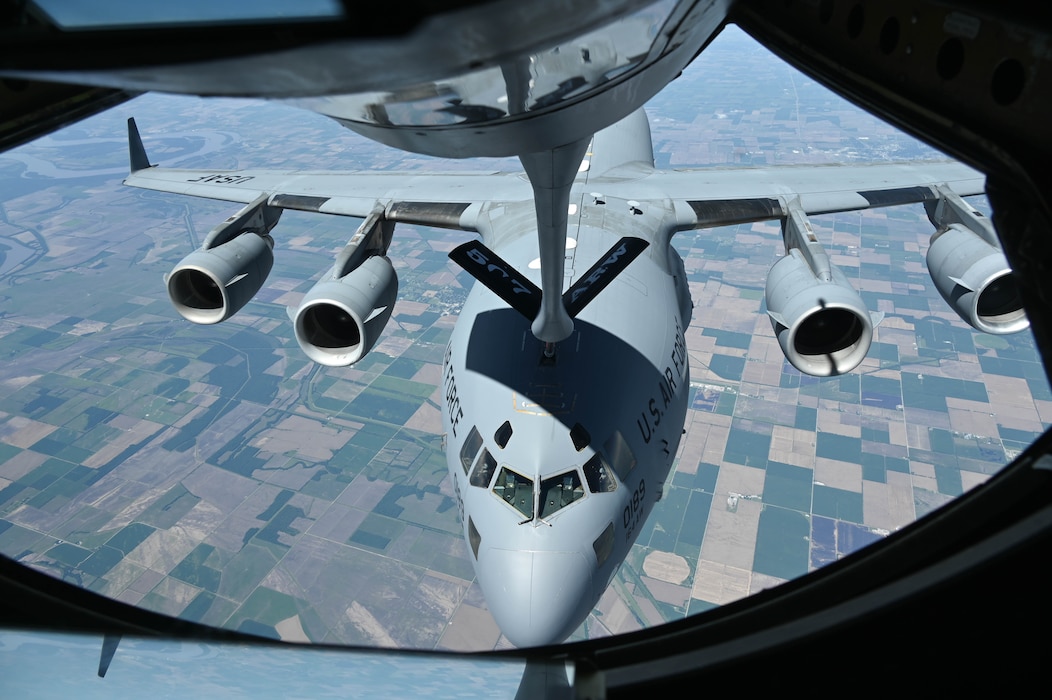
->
[528, 236, 576, 270]
[441, 193, 692, 647]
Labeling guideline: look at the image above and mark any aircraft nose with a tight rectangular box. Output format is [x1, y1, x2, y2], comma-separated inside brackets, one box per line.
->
[483, 548, 594, 647]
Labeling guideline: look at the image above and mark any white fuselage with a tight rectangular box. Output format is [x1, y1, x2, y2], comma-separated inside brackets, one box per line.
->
[441, 196, 691, 647]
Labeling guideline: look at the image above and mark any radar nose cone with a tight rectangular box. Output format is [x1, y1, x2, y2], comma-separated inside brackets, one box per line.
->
[483, 548, 594, 647]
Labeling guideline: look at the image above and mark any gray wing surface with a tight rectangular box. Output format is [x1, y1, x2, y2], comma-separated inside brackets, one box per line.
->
[124, 165, 532, 229]
[595, 160, 986, 229]
[126, 117, 985, 234]
[123, 119, 531, 231]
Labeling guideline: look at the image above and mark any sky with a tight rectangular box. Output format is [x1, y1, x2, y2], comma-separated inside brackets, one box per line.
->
[0, 631, 525, 699]
[31, 1, 343, 28]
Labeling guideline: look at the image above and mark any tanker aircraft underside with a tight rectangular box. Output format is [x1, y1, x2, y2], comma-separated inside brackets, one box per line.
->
[123, 107, 1017, 647]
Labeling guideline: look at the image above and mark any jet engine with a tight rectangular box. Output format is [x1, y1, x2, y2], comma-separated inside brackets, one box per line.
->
[926, 223, 1027, 335]
[165, 194, 280, 324]
[167, 232, 274, 324]
[293, 254, 399, 366]
[924, 185, 1028, 335]
[765, 248, 876, 376]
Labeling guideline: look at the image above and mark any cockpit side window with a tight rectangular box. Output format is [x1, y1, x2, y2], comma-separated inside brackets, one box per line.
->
[570, 423, 590, 451]
[493, 467, 534, 519]
[593, 522, 615, 566]
[539, 470, 585, 519]
[469, 448, 498, 487]
[459, 425, 483, 474]
[468, 517, 481, 559]
[605, 430, 637, 481]
[583, 454, 617, 493]
[494, 420, 513, 449]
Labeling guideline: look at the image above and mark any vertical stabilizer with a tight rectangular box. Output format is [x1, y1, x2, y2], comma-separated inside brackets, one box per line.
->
[584, 107, 655, 178]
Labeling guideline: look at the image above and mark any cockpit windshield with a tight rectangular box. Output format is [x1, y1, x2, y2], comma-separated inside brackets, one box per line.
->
[493, 467, 534, 519]
[491, 467, 588, 522]
[539, 471, 585, 519]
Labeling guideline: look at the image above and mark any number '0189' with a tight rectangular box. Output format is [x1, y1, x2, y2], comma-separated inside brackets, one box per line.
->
[623, 479, 646, 540]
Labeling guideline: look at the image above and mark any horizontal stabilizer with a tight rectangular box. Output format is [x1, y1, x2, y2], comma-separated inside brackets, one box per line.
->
[563, 237, 649, 317]
[449, 240, 542, 319]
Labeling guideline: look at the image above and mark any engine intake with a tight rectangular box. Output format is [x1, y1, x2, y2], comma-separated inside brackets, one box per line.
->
[926, 224, 1028, 335]
[166, 194, 280, 325]
[765, 249, 875, 376]
[167, 231, 274, 324]
[293, 255, 398, 366]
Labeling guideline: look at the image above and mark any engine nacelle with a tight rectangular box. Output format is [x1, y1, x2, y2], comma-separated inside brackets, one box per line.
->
[926, 223, 1028, 335]
[765, 249, 875, 376]
[166, 231, 274, 324]
[293, 255, 398, 367]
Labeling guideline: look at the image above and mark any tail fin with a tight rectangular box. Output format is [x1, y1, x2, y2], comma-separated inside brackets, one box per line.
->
[584, 108, 654, 178]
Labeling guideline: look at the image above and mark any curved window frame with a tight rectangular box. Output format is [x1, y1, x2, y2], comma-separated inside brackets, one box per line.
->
[605, 430, 637, 481]
[583, 453, 618, 493]
[468, 517, 482, 559]
[459, 426, 483, 475]
[492, 467, 534, 520]
[593, 522, 615, 566]
[469, 448, 498, 488]
[539, 470, 586, 519]
[570, 422, 591, 451]
[494, 420, 513, 449]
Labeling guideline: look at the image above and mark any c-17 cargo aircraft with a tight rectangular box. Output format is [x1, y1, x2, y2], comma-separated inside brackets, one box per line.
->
[123, 107, 1020, 647]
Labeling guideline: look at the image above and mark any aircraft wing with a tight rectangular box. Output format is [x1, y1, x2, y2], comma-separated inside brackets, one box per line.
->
[603, 160, 986, 229]
[123, 119, 531, 231]
[124, 166, 534, 229]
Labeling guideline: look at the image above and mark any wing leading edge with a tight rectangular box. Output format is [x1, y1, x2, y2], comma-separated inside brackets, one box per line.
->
[126, 111, 1017, 381]
[605, 160, 986, 230]
[123, 118, 530, 231]
[593, 157, 1015, 377]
